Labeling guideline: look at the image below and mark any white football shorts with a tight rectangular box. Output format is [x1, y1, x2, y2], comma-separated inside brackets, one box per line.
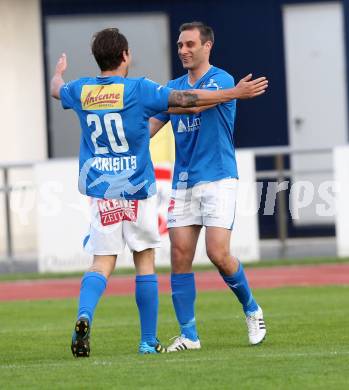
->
[83, 195, 161, 255]
[167, 178, 238, 230]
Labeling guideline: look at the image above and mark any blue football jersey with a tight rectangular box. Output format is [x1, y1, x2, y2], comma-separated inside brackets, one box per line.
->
[155, 66, 238, 189]
[60, 76, 171, 199]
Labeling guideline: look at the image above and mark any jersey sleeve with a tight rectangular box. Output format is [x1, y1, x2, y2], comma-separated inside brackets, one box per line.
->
[151, 80, 173, 122]
[153, 111, 170, 123]
[59, 80, 77, 110]
[139, 78, 172, 117]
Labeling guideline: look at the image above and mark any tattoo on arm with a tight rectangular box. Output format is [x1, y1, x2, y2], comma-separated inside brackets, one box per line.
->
[168, 90, 199, 107]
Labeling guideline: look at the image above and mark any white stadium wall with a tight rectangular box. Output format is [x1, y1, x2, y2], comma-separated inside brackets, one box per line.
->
[0, 0, 47, 161]
[34, 159, 91, 272]
[0, 0, 47, 256]
[334, 146, 349, 257]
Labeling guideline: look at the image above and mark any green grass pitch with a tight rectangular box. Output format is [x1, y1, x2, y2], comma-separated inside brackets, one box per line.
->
[0, 286, 348, 389]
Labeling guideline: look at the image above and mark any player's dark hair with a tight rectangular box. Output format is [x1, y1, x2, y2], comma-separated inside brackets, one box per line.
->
[179, 21, 214, 45]
[91, 28, 129, 71]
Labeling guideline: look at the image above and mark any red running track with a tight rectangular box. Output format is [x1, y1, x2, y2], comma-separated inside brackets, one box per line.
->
[0, 263, 348, 301]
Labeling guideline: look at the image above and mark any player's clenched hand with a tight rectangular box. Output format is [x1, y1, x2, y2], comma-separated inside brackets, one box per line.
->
[235, 74, 269, 99]
[55, 53, 68, 75]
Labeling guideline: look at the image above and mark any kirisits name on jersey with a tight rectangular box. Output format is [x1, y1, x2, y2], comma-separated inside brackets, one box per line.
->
[91, 156, 137, 172]
[81, 84, 124, 110]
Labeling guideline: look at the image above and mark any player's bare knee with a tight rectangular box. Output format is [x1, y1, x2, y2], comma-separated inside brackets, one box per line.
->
[206, 245, 229, 263]
[171, 245, 193, 273]
[207, 248, 232, 271]
[88, 255, 116, 278]
[208, 256, 227, 269]
[171, 244, 190, 262]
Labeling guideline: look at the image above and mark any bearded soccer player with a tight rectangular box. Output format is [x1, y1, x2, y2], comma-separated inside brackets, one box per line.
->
[150, 22, 268, 352]
[50, 27, 267, 357]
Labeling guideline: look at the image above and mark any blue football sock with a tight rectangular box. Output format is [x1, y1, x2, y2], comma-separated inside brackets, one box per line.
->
[77, 272, 107, 324]
[135, 274, 158, 345]
[221, 262, 258, 315]
[171, 273, 198, 341]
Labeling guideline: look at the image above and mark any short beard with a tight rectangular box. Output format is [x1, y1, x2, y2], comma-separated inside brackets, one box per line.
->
[181, 62, 194, 70]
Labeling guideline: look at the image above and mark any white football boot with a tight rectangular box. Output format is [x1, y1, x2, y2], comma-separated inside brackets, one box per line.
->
[246, 306, 266, 345]
[167, 336, 201, 352]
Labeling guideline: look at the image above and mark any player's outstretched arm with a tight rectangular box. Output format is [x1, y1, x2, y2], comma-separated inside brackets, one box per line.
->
[166, 104, 216, 115]
[50, 53, 68, 99]
[168, 74, 268, 108]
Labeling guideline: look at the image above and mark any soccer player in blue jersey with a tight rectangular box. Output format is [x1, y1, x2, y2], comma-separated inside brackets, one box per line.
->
[50, 27, 267, 357]
[150, 22, 267, 352]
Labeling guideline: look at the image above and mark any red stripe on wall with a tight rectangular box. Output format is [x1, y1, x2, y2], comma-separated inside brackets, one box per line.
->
[155, 167, 172, 180]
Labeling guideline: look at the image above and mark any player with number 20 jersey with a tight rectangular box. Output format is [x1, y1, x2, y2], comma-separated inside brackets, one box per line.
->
[60, 76, 172, 255]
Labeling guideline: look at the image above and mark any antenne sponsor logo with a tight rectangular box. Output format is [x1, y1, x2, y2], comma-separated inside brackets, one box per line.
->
[81, 84, 124, 110]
